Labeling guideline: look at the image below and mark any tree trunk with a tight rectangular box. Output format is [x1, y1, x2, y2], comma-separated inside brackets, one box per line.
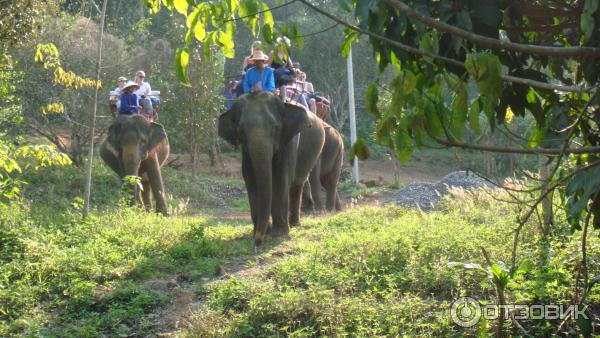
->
[83, 0, 107, 219]
[539, 156, 554, 235]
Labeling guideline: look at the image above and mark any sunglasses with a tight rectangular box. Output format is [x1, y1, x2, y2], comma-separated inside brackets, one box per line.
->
[137, 75, 145, 78]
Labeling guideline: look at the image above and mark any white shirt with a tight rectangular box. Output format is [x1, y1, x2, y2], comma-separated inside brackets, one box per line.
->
[134, 82, 151, 97]
[293, 81, 314, 95]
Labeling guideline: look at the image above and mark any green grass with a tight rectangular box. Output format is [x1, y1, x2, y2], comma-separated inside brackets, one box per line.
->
[2, 162, 599, 337]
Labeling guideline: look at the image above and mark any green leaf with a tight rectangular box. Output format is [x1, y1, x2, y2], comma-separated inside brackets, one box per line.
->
[390, 51, 401, 72]
[174, 0, 188, 15]
[424, 106, 443, 138]
[365, 83, 380, 118]
[491, 263, 510, 288]
[400, 70, 416, 96]
[374, 116, 396, 147]
[581, 12, 595, 43]
[480, 96, 495, 131]
[450, 81, 468, 140]
[262, 2, 274, 28]
[349, 137, 370, 161]
[262, 23, 273, 44]
[174, 47, 191, 86]
[203, 37, 212, 60]
[529, 126, 546, 148]
[394, 129, 413, 163]
[161, 0, 174, 10]
[341, 29, 359, 58]
[465, 52, 503, 101]
[144, 0, 160, 14]
[419, 30, 439, 62]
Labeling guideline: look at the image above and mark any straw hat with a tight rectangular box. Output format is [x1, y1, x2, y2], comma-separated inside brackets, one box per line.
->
[250, 50, 269, 61]
[122, 81, 140, 91]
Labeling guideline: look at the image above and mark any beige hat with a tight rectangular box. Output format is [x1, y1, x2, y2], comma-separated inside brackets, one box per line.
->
[122, 81, 140, 91]
[117, 76, 127, 82]
[250, 51, 269, 61]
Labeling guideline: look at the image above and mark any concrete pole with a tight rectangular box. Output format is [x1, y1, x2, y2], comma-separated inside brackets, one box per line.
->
[347, 46, 359, 184]
[83, 0, 108, 218]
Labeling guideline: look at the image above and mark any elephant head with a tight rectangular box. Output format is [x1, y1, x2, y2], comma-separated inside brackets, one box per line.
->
[100, 114, 169, 214]
[218, 92, 311, 246]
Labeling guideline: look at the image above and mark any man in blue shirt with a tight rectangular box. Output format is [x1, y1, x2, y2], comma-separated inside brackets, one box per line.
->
[243, 51, 275, 94]
[119, 81, 141, 116]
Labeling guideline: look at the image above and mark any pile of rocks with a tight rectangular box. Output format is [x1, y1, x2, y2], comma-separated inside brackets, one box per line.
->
[386, 171, 493, 211]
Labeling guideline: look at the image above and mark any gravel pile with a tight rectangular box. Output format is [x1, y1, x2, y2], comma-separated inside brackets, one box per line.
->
[386, 171, 493, 211]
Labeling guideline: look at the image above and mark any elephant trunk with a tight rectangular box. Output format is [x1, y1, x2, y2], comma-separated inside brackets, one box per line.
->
[246, 130, 273, 247]
[121, 145, 143, 205]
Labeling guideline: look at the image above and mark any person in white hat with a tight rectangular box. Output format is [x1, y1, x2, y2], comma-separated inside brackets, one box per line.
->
[242, 51, 275, 94]
[112, 76, 127, 111]
[133, 70, 153, 116]
[242, 40, 263, 72]
[119, 81, 141, 115]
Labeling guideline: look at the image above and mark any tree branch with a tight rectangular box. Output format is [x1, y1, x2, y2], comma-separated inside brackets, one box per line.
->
[434, 138, 600, 155]
[384, 0, 600, 59]
[297, 0, 593, 93]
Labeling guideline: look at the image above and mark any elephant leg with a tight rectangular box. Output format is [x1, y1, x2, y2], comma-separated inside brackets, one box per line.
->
[309, 158, 324, 212]
[288, 181, 305, 227]
[271, 153, 291, 237]
[242, 151, 259, 227]
[302, 179, 314, 213]
[144, 156, 168, 215]
[141, 179, 152, 211]
[335, 193, 342, 211]
[323, 151, 343, 212]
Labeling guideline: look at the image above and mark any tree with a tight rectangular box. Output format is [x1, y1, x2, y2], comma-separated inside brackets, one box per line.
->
[141, 0, 600, 335]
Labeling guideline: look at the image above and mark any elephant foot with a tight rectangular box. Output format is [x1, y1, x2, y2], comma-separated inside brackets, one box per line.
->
[271, 224, 290, 238]
[290, 221, 301, 227]
[254, 232, 265, 248]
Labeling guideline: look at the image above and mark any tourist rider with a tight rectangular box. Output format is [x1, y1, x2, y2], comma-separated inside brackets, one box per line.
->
[243, 51, 275, 94]
[133, 70, 153, 117]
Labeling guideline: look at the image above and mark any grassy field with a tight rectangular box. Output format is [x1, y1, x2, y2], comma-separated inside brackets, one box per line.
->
[1, 160, 598, 336]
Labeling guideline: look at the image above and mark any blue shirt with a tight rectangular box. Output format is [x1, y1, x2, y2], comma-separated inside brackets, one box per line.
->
[119, 92, 139, 115]
[243, 66, 275, 93]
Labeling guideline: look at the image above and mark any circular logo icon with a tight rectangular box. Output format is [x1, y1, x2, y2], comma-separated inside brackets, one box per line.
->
[451, 297, 481, 327]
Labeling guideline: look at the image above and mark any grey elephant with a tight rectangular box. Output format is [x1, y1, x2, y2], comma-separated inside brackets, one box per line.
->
[100, 114, 170, 215]
[218, 92, 325, 246]
[303, 122, 344, 212]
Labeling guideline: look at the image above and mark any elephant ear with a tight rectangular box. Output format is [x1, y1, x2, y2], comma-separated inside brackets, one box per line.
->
[147, 122, 168, 151]
[280, 103, 310, 145]
[107, 121, 121, 150]
[218, 105, 241, 146]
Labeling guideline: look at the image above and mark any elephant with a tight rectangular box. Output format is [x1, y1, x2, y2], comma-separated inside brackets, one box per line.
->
[303, 122, 344, 212]
[100, 114, 170, 215]
[218, 92, 325, 247]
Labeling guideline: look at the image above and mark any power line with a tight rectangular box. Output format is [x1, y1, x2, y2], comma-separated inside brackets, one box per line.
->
[225, 0, 297, 23]
[297, 23, 339, 38]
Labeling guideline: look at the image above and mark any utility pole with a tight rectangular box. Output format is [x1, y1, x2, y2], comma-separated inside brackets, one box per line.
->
[347, 46, 359, 184]
[83, 0, 108, 218]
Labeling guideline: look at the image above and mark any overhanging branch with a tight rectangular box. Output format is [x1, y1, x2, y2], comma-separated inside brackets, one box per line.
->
[435, 138, 600, 155]
[297, 0, 593, 93]
[384, 0, 600, 59]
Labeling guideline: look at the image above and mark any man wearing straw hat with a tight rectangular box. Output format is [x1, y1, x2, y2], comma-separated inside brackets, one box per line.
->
[242, 51, 275, 94]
